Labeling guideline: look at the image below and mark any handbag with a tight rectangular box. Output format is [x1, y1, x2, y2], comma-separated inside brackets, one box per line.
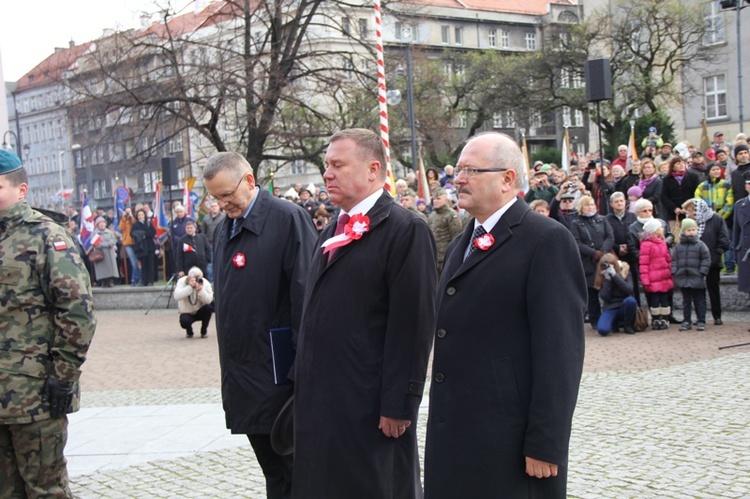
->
[633, 306, 650, 332]
[88, 247, 105, 263]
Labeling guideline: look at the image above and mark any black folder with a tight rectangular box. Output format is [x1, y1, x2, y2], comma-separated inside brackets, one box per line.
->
[270, 327, 294, 385]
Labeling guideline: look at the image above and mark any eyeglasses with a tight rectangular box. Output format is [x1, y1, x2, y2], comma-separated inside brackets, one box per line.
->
[210, 176, 245, 203]
[454, 166, 509, 178]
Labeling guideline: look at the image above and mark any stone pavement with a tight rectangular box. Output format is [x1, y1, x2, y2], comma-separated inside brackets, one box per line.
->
[68, 309, 750, 498]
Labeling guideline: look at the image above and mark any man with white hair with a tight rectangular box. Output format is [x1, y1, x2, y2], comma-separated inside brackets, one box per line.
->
[611, 144, 629, 169]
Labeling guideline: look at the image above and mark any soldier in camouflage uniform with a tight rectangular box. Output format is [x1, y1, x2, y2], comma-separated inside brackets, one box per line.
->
[400, 188, 427, 221]
[0, 150, 97, 498]
[428, 187, 464, 277]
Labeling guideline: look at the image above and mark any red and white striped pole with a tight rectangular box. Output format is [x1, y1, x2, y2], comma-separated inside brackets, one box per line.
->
[374, 0, 396, 195]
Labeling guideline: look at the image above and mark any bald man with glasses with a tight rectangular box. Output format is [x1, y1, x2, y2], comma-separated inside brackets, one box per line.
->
[424, 132, 586, 498]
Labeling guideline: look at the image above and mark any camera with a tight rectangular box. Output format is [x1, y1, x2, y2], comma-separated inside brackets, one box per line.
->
[315, 218, 326, 228]
[600, 262, 610, 270]
[587, 160, 597, 171]
[568, 181, 576, 188]
[195, 277, 203, 284]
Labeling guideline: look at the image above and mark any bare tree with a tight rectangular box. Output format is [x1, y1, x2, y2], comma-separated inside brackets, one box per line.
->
[63, 0, 381, 178]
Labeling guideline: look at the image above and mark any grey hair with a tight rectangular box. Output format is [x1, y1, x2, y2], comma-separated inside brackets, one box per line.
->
[609, 191, 626, 203]
[468, 132, 525, 189]
[203, 152, 252, 182]
[633, 198, 653, 213]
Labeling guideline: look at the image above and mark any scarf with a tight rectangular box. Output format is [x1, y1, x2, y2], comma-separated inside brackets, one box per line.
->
[671, 171, 685, 184]
[638, 174, 657, 191]
[691, 198, 714, 239]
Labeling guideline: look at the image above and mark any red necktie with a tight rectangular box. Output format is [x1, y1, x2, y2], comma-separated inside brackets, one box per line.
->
[328, 214, 350, 262]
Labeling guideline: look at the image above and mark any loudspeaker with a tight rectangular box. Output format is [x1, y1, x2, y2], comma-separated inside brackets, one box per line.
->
[161, 156, 178, 186]
[584, 59, 612, 102]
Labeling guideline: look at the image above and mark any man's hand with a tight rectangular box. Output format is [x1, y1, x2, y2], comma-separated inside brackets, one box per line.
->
[42, 378, 74, 419]
[525, 457, 558, 478]
[379, 416, 411, 438]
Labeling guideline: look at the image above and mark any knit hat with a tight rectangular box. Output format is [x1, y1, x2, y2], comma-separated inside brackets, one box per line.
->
[627, 185, 642, 198]
[642, 218, 661, 234]
[734, 144, 749, 160]
[681, 218, 697, 231]
[95, 216, 106, 225]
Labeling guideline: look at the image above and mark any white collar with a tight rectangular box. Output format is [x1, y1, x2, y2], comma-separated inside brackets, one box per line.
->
[473, 196, 518, 234]
[339, 189, 384, 220]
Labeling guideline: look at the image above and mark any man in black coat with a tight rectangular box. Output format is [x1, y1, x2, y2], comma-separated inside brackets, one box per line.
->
[175, 219, 210, 277]
[293, 129, 437, 498]
[203, 152, 317, 499]
[606, 192, 639, 304]
[424, 132, 586, 498]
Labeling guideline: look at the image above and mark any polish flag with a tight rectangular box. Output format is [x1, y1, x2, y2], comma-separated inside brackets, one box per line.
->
[183, 243, 195, 253]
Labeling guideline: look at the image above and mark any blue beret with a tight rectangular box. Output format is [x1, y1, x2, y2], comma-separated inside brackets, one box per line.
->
[0, 149, 22, 175]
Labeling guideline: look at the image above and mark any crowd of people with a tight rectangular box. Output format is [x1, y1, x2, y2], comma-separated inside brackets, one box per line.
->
[4, 124, 750, 497]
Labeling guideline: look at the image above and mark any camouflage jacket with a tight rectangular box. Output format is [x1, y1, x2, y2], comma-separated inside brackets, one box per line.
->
[428, 204, 463, 264]
[0, 200, 96, 424]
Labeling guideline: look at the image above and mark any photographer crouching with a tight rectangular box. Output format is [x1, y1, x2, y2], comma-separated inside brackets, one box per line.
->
[173, 266, 214, 338]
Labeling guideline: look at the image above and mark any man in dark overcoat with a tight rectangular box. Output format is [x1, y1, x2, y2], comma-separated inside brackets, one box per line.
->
[203, 152, 317, 499]
[293, 129, 438, 498]
[424, 132, 586, 498]
[733, 171, 750, 294]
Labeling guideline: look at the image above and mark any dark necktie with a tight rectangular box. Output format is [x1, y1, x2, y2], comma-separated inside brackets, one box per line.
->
[230, 217, 244, 239]
[327, 214, 350, 262]
[465, 225, 487, 260]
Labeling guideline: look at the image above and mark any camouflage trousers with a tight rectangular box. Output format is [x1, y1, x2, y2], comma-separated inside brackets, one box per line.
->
[0, 417, 72, 498]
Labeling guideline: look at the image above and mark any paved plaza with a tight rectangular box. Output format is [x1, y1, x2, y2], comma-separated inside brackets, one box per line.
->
[67, 308, 750, 498]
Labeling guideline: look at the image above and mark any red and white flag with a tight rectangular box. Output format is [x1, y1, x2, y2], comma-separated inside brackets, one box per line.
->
[183, 243, 195, 253]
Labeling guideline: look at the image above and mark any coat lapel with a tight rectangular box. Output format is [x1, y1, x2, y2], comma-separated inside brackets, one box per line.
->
[447, 200, 529, 282]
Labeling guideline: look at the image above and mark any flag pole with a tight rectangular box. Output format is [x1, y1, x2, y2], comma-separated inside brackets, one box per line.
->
[374, 0, 396, 195]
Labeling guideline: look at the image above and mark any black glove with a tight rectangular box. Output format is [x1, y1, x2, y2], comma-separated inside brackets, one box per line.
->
[42, 378, 74, 419]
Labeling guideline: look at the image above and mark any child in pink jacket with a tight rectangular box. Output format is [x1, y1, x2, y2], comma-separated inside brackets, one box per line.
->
[639, 218, 674, 330]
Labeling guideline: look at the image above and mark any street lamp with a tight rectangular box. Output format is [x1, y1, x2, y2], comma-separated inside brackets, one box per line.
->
[58, 148, 66, 211]
[385, 26, 418, 174]
[2, 130, 18, 152]
[720, 0, 748, 133]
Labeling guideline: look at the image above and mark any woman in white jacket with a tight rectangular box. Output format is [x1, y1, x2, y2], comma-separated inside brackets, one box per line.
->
[173, 266, 214, 338]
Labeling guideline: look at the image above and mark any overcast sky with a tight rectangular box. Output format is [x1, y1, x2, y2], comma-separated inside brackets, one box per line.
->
[0, 0, 192, 82]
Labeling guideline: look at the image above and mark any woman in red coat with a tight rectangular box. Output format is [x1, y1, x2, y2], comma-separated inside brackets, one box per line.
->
[639, 218, 674, 330]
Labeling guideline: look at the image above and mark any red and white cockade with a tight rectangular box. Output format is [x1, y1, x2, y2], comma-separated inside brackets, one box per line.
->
[473, 233, 495, 251]
[322, 214, 371, 254]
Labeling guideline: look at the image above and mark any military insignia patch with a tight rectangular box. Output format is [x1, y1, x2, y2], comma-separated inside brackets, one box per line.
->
[53, 240, 68, 251]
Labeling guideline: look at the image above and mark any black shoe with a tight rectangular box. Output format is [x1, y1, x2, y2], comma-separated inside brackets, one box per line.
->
[200, 326, 208, 338]
[679, 322, 692, 331]
[624, 325, 635, 334]
[714, 319, 723, 326]
[611, 325, 620, 333]
[724, 268, 736, 275]
[186, 328, 194, 338]
[668, 315, 681, 325]
[696, 322, 706, 331]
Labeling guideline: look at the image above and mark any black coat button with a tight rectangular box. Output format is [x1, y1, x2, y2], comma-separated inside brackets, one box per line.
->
[436, 329, 446, 338]
[435, 373, 445, 382]
[446, 287, 456, 296]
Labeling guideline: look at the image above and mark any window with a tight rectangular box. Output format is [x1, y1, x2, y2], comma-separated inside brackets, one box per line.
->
[492, 113, 503, 128]
[562, 107, 572, 127]
[501, 31, 509, 48]
[167, 133, 183, 153]
[342, 17, 351, 35]
[455, 27, 463, 45]
[525, 32, 536, 50]
[358, 19, 368, 39]
[703, 2, 725, 45]
[488, 29, 497, 48]
[704, 75, 727, 119]
[574, 109, 584, 127]
[441, 26, 450, 44]
[576, 143, 586, 158]
[561, 68, 570, 88]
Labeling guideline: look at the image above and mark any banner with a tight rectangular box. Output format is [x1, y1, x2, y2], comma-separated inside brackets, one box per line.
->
[113, 186, 130, 234]
[520, 135, 531, 195]
[79, 191, 101, 253]
[561, 128, 571, 174]
[417, 148, 432, 205]
[628, 125, 638, 160]
[152, 181, 170, 246]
